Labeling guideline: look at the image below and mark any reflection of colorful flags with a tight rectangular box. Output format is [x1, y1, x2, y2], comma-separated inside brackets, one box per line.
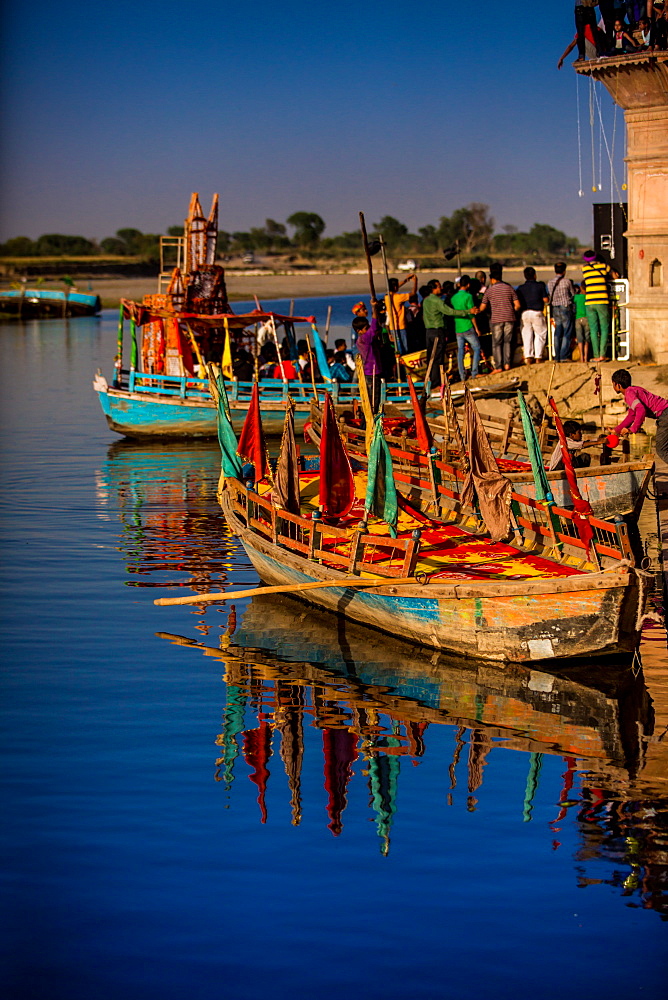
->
[243, 720, 272, 824]
[238, 382, 268, 482]
[323, 729, 358, 836]
[548, 396, 594, 554]
[319, 393, 354, 518]
[369, 749, 400, 856]
[407, 371, 432, 453]
[365, 415, 399, 537]
[272, 398, 300, 514]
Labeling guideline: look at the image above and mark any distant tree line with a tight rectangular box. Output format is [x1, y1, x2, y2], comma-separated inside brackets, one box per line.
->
[0, 204, 580, 264]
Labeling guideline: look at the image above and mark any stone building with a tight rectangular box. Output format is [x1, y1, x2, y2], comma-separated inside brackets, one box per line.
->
[575, 52, 668, 364]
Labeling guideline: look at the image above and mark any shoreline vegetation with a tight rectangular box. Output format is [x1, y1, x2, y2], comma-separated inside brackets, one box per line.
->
[1, 266, 581, 309]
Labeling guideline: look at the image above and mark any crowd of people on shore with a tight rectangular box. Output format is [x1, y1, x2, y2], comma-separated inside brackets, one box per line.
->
[230, 251, 620, 394]
[565, 0, 668, 65]
[342, 250, 620, 390]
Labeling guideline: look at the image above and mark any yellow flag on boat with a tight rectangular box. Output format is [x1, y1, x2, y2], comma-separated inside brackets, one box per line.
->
[222, 323, 233, 380]
[355, 355, 374, 455]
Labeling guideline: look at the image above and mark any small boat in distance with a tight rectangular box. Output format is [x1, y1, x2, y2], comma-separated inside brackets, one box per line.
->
[0, 286, 101, 319]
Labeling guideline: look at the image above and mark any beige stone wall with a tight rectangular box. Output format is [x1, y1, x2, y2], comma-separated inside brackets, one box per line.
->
[575, 55, 668, 364]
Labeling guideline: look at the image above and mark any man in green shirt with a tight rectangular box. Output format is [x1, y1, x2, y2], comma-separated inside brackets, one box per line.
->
[422, 279, 476, 389]
[451, 275, 481, 381]
[573, 282, 591, 362]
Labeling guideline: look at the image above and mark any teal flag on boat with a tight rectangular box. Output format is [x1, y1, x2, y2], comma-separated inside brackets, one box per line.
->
[365, 415, 398, 537]
[516, 390, 553, 502]
[309, 324, 332, 382]
[215, 374, 243, 479]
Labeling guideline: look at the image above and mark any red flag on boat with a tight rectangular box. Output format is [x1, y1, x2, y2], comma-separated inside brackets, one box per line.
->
[238, 382, 268, 482]
[406, 371, 433, 453]
[319, 393, 355, 518]
[548, 396, 595, 554]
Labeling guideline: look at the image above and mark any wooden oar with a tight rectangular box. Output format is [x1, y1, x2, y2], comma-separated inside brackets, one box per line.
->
[154, 575, 420, 606]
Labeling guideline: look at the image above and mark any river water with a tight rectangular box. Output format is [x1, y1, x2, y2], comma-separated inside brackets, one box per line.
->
[1, 300, 666, 1000]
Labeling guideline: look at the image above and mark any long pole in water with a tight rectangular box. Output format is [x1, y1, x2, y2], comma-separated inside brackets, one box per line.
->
[155, 575, 421, 606]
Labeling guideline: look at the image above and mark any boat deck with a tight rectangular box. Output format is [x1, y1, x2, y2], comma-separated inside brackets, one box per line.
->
[257, 471, 585, 584]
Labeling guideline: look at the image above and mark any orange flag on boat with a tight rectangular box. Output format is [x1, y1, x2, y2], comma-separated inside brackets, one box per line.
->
[406, 371, 432, 453]
[319, 393, 354, 518]
[548, 396, 594, 553]
[238, 382, 268, 482]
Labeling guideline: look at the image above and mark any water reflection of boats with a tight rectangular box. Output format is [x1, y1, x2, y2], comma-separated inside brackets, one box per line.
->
[158, 594, 655, 847]
[96, 438, 235, 590]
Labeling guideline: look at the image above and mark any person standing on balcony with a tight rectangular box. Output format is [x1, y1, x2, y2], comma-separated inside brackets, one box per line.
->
[575, 1, 604, 57]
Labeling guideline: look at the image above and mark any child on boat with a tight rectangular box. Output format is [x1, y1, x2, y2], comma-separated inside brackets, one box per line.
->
[611, 369, 668, 462]
[547, 419, 598, 471]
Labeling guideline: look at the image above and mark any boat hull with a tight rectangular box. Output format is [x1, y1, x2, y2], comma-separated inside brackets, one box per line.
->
[0, 288, 101, 318]
[94, 381, 299, 437]
[510, 461, 654, 518]
[221, 494, 643, 664]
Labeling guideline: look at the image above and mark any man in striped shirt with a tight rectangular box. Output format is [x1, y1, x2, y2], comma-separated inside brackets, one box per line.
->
[581, 250, 611, 361]
[547, 262, 576, 362]
[478, 263, 520, 371]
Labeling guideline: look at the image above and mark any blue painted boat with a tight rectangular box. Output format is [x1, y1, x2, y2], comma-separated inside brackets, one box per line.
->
[94, 367, 422, 437]
[94, 190, 421, 438]
[0, 287, 101, 318]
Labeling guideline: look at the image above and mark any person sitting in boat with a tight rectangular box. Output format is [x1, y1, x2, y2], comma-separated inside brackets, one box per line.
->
[232, 344, 254, 381]
[334, 338, 356, 373]
[329, 350, 353, 383]
[547, 419, 597, 471]
[611, 369, 668, 462]
[258, 342, 278, 378]
[273, 344, 298, 380]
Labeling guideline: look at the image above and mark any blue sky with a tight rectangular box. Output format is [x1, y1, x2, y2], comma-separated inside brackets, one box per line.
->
[0, 0, 626, 243]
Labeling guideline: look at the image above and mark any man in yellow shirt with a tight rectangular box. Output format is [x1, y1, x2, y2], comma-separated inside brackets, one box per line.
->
[385, 272, 417, 355]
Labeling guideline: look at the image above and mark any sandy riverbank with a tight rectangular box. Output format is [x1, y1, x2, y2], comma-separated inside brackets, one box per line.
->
[89, 267, 576, 308]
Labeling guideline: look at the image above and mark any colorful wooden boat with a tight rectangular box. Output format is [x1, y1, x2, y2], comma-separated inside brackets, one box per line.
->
[304, 400, 655, 519]
[217, 465, 646, 664]
[0, 286, 101, 318]
[93, 191, 422, 438]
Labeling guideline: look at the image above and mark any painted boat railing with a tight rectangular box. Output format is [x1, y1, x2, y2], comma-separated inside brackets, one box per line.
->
[115, 369, 425, 406]
[225, 462, 632, 580]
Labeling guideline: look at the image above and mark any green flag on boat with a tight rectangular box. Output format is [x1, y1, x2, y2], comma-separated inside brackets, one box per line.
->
[364, 414, 398, 537]
[214, 373, 243, 480]
[516, 390, 552, 502]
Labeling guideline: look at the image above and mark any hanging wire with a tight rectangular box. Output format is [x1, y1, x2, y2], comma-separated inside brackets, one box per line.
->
[592, 80, 626, 206]
[576, 73, 584, 197]
[597, 81, 604, 192]
[589, 76, 597, 193]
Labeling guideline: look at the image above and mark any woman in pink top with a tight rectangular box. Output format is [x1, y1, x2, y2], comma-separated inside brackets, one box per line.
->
[612, 368, 668, 462]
